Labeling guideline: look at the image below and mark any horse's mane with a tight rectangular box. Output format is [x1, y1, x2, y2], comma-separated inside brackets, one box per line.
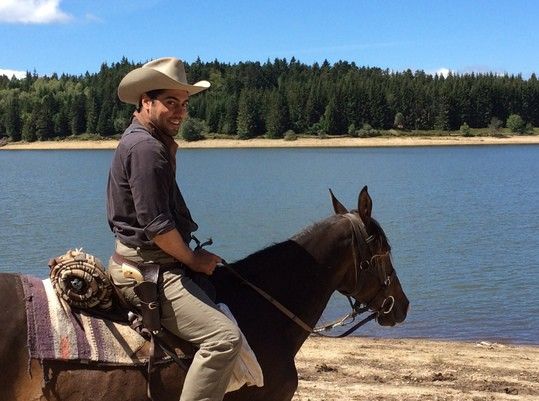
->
[228, 215, 336, 266]
[291, 214, 340, 242]
[214, 213, 390, 292]
[369, 217, 391, 251]
[293, 212, 391, 252]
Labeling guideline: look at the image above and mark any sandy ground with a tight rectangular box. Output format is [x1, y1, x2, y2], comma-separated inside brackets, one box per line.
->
[293, 337, 539, 401]
[1, 135, 539, 150]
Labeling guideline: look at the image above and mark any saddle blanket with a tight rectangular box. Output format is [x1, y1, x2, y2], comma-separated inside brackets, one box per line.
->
[22, 275, 148, 365]
[21, 275, 263, 390]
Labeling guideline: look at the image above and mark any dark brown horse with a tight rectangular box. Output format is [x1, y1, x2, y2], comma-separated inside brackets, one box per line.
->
[0, 187, 408, 401]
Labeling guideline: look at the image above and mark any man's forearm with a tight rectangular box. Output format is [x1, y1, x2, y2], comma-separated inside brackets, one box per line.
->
[153, 228, 221, 275]
[153, 228, 196, 266]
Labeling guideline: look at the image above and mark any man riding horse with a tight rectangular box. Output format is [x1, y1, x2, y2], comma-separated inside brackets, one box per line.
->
[107, 57, 240, 401]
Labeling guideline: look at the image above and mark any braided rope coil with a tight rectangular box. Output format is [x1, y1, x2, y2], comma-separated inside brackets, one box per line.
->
[49, 249, 113, 310]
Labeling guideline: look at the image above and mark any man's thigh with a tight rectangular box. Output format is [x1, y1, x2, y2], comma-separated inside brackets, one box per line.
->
[159, 269, 237, 346]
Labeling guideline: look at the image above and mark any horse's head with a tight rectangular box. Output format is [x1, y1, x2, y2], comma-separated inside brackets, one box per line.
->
[330, 186, 409, 327]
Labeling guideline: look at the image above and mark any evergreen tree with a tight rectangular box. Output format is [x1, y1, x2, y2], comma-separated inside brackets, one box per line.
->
[38, 93, 57, 140]
[221, 96, 238, 135]
[205, 98, 223, 133]
[305, 78, 324, 130]
[321, 97, 338, 134]
[96, 96, 114, 136]
[70, 93, 86, 135]
[4, 92, 22, 141]
[54, 106, 70, 137]
[21, 109, 38, 142]
[236, 89, 260, 139]
[265, 90, 290, 138]
[434, 95, 450, 131]
[85, 88, 99, 133]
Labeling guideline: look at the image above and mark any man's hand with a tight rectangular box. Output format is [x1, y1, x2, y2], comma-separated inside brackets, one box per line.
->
[153, 229, 222, 275]
[189, 248, 222, 275]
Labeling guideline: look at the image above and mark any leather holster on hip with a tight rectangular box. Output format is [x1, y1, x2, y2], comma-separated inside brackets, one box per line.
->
[133, 263, 161, 333]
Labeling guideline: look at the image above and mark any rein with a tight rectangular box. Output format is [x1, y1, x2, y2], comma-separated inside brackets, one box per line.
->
[214, 212, 393, 337]
[220, 262, 314, 333]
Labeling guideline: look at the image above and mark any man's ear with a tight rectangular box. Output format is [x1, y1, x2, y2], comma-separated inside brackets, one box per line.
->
[140, 93, 152, 111]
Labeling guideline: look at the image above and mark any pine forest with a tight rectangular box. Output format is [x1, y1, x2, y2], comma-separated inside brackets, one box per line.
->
[1, 57, 539, 142]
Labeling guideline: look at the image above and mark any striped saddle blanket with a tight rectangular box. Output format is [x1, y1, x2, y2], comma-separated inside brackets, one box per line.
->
[20, 274, 264, 391]
[22, 275, 150, 365]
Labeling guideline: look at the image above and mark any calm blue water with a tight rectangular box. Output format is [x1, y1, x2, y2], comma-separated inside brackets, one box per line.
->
[1, 145, 538, 344]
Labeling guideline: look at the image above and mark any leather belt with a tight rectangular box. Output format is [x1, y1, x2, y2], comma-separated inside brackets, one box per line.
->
[112, 252, 184, 273]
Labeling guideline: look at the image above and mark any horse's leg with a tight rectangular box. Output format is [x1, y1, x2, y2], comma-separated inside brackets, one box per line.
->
[225, 358, 298, 401]
[263, 359, 299, 401]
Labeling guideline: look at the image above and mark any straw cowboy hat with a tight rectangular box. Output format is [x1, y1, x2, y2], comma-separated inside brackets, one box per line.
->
[118, 57, 210, 105]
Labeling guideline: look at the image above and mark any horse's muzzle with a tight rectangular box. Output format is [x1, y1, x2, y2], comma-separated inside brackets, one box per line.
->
[377, 295, 409, 326]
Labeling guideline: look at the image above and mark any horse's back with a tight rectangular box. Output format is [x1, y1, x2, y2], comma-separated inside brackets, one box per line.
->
[0, 272, 191, 401]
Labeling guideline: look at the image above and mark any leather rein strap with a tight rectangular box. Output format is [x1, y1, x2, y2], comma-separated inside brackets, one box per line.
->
[222, 212, 382, 337]
[221, 262, 314, 333]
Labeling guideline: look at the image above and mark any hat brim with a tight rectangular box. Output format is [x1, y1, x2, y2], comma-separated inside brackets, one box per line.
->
[118, 68, 210, 105]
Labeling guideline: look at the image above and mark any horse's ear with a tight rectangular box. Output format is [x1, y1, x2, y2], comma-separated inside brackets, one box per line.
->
[358, 186, 372, 222]
[329, 189, 348, 214]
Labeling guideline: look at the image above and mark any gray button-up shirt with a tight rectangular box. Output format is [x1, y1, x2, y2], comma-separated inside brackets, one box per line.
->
[107, 118, 198, 249]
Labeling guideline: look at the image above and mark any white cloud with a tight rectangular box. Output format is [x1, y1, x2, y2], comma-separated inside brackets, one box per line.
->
[0, 68, 27, 79]
[435, 68, 453, 78]
[0, 0, 71, 24]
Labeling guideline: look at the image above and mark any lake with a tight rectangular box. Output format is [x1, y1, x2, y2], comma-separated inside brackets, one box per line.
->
[1, 145, 538, 344]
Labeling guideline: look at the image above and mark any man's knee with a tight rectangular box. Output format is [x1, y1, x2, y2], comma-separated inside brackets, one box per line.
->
[222, 324, 243, 355]
[207, 322, 243, 358]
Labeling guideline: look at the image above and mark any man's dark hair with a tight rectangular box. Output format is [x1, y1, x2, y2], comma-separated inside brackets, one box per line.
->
[137, 89, 166, 111]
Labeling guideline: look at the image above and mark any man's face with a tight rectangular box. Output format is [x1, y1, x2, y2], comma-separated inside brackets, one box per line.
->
[144, 89, 189, 136]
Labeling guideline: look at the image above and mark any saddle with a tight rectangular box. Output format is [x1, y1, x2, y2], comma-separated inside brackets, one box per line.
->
[47, 249, 196, 363]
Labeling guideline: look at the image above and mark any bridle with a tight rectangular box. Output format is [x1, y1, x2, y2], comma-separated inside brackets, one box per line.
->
[339, 213, 396, 311]
[204, 212, 396, 337]
[313, 213, 397, 337]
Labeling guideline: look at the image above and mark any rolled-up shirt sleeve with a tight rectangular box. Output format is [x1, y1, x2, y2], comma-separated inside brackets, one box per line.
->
[126, 139, 176, 240]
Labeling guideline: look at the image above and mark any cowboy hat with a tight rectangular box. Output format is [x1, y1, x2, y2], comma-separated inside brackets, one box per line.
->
[118, 57, 210, 105]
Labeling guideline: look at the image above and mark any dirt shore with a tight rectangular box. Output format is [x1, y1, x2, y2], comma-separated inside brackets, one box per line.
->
[293, 337, 539, 401]
[1, 135, 539, 150]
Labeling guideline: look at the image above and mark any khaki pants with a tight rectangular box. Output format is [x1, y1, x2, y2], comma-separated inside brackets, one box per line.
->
[109, 241, 242, 401]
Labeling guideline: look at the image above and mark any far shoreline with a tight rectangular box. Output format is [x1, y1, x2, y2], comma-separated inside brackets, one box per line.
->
[1, 134, 539, 150]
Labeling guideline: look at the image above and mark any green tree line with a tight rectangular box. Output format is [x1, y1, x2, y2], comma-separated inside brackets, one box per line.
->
[1, 56, 538, 141]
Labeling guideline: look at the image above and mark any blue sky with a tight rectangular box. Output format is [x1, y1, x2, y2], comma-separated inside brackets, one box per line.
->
[1, 0, 538, 79]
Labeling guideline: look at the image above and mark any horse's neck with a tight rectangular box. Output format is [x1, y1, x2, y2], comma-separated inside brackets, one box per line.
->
[223, 216, 350, 349]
